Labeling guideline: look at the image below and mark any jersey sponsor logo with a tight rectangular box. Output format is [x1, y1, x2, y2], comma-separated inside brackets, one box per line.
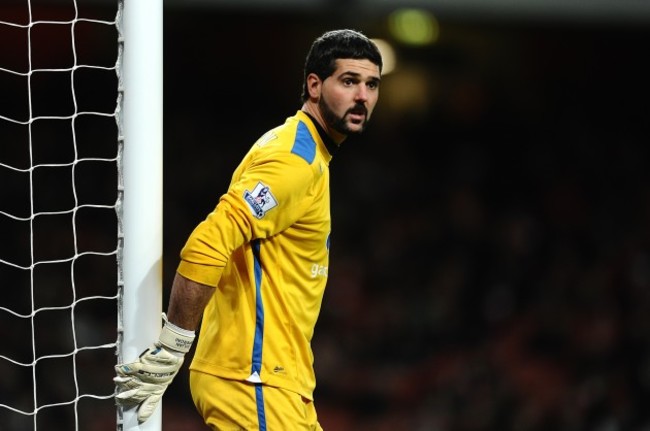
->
[244, 182, 278, 219]
[310, 263, 328, 278]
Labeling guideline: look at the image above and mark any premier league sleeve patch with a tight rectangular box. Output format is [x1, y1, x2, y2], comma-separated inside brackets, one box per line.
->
[243, 182, 278, 219]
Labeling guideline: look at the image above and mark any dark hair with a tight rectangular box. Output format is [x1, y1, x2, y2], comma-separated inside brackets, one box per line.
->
[301, 29, 383, 103]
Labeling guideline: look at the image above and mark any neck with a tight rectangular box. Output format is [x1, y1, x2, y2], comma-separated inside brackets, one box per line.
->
[301, 102, 346, 145]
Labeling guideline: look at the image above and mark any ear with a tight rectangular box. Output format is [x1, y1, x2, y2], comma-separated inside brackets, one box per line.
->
[306, 73, 322, 99]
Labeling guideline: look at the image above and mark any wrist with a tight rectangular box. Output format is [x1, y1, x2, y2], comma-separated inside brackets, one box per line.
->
[158, 313, 195, 354]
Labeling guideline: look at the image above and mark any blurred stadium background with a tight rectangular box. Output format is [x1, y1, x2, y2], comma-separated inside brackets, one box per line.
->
[3, 0, 650, 429]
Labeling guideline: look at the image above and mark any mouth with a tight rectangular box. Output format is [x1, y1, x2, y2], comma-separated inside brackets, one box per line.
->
[347, 108, 367, 124]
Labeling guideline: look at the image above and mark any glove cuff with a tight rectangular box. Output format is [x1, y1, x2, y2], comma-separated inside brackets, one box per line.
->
[158, 313, 196, 354]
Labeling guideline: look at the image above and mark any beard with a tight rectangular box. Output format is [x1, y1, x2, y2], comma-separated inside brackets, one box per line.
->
[319, 95, 368, 135]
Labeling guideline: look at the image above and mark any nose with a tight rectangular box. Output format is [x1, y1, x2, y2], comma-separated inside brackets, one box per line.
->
[355, 84, 368, 102]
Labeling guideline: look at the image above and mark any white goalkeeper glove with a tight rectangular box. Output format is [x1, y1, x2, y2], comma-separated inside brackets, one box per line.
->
[114, 313, 195, 423]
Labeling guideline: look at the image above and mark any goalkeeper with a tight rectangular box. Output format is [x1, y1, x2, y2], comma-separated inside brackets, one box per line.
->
[114, 29, 383, 430]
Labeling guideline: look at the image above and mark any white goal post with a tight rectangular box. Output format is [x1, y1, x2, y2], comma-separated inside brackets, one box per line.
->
[118, 0, 164, 429]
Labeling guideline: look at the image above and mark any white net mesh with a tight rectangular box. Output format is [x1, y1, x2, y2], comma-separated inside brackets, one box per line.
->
[0, 1, 120, 429]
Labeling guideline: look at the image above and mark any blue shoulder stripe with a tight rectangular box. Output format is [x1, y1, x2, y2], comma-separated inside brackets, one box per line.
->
[291, 121, 316, 164]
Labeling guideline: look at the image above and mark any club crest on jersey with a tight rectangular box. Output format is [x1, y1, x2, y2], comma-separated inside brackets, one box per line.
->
[244, 182, 278, 219]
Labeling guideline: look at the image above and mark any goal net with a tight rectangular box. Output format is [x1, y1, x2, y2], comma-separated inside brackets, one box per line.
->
[0, 1, 127, 429]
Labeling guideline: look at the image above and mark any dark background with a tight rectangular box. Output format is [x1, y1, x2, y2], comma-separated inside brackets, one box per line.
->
[2, 1, 650, 430]
[163, 9, 650, 431]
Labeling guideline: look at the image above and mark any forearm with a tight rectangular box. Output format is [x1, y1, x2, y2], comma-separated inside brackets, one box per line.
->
[114, 270, 209, 422]
[166, 272, 215, 331]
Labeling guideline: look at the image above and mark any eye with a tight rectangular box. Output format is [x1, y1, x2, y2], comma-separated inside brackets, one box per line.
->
[367, 81, 379, 90]
[342, 78, 355, 86]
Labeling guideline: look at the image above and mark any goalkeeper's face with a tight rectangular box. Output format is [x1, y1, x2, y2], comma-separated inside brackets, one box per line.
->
[318, 59, 381, 136]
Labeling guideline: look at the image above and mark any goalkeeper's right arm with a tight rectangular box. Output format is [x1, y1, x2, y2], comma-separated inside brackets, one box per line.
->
[114, 273, 216, 423]
[114, 313, 195, 423]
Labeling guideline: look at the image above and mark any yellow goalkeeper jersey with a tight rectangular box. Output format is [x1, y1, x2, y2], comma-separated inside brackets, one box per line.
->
[179, 110, 333, 400]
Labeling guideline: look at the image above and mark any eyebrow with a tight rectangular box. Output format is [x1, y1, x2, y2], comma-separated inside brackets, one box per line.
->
[339, 70, 382, 83]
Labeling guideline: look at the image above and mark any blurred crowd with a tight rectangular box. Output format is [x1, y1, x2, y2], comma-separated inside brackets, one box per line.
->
[159, 16, 650, 431]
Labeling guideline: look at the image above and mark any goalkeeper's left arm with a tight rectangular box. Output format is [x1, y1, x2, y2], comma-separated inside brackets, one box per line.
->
[114, 273, 216, 423]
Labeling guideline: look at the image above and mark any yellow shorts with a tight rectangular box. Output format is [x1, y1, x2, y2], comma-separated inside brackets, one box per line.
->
[190, 370, 324, 431]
